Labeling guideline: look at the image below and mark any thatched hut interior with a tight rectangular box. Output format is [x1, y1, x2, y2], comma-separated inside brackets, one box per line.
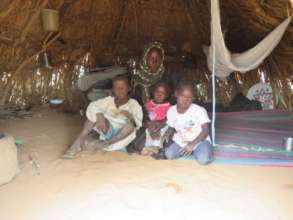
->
[0, 1, 293, 219]
[0, 0, 292, 110]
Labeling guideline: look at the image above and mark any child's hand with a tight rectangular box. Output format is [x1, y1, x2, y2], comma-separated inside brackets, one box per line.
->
[180, 143, 194, 156]
[162, 130, 172, 144]
[120, 110, 132, 119]
[161, 127, 175, 146]
[148, 121, 165, 133]
[120, 110, 135, 125]
[147, 121, 156, 132]
[149, 130, 160, 140]
[95, 113, 108, 133]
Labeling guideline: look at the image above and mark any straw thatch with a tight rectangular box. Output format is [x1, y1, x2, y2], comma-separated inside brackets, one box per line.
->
[0, 0, 292, 112]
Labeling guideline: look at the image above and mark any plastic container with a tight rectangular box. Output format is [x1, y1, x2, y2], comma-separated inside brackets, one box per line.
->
[41, 9, 59, 32]
[49, 99, 64, 112]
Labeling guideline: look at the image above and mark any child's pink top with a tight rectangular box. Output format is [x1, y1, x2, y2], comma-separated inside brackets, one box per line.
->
[146, 100, 171, 121]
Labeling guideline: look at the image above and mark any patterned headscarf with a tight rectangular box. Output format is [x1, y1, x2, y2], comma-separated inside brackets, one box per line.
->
[132, 41, 165, 104]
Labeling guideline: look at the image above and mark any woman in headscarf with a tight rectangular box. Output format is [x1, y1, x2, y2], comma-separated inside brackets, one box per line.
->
[132, 41, 179, 106]
[127, 42, 182, 154]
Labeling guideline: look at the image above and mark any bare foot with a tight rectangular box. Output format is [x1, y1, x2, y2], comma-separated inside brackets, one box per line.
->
[141, 147, 159, 156]
[84, 137, 110, 151]
[82, 136, 99, 151]
[60, 141, 82, 159]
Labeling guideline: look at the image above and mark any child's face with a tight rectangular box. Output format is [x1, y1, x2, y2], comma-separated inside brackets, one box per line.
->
[113, 79, 129, 100]
[154, 86, 167, 104]
[176, 88, 193, 111]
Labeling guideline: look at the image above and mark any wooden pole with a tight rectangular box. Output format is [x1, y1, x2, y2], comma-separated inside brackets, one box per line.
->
[111, 1, 128, 54]
[20, 0, 49, 43]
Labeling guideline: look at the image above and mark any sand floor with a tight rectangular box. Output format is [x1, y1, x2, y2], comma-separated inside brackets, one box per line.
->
[0, 108, 293, 220]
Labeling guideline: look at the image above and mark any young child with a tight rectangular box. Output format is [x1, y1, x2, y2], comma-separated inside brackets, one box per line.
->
[162, 81, 213, 165]
[61, 75, 143, 159]
[140, 81, 171, 155]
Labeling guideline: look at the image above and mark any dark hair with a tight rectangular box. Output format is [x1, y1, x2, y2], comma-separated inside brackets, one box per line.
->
[176, 80, 195, 95]
[153, 81, 170, 98]
[112, 74, 130, 86]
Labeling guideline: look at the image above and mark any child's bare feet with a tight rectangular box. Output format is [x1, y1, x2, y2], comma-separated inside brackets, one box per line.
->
[141, 147, 159, 156]
[83, 136, 110, 151]
[60, 141, 82, 159]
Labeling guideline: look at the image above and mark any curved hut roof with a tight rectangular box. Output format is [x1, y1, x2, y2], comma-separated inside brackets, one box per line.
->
[0, 0, 292, 110]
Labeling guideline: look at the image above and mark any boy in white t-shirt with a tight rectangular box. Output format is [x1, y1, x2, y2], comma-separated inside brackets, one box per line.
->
[162, 81, 213, 165]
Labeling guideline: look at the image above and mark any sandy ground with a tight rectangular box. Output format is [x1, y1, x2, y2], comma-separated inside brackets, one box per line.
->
[0, 108, 293, 220]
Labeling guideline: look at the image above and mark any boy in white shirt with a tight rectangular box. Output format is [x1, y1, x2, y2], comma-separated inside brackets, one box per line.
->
[61, 75, 143, 159]
[162, 81, 213, 165]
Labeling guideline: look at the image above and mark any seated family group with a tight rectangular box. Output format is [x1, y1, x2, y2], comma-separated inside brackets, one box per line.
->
[61, 42, 213, 165]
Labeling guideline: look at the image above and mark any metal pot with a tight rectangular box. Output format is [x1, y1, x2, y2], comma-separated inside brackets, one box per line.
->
[284, 137, 293, 151]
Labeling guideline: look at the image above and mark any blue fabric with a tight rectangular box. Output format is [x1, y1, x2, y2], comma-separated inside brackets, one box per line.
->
[165, 140, 213, 165]
[94, 124, 119, 141]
